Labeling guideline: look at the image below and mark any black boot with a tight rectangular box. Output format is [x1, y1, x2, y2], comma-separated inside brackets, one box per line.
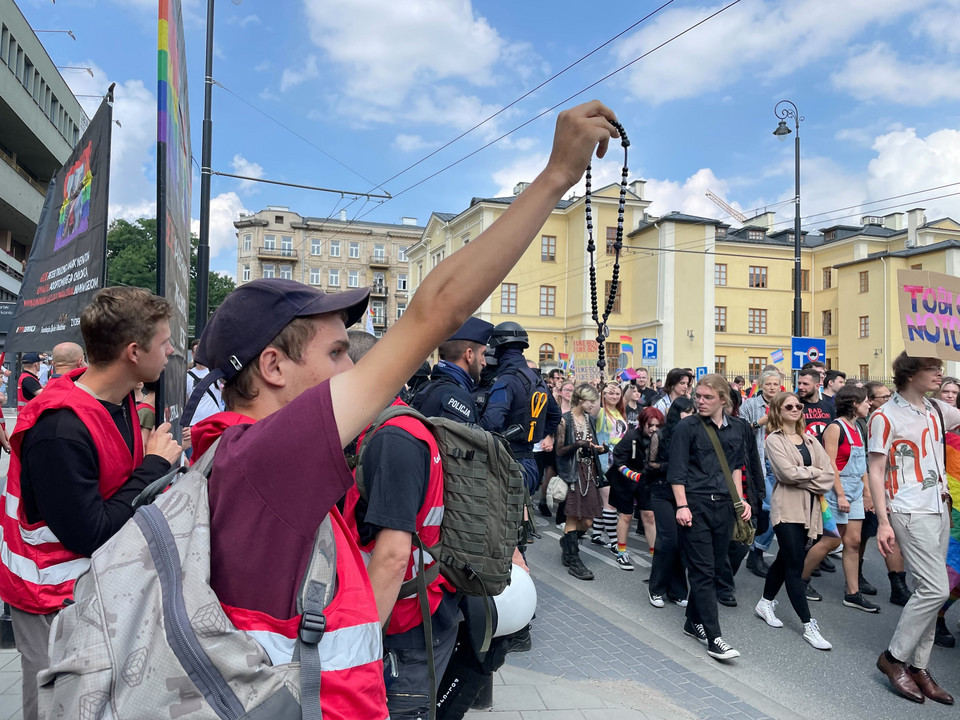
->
[745, 548, 770, 578]
[562, 532, 594, 581]
[559, 533, 572, 567]
[889, 571, 911, 607]
[935, 616, 956, 648]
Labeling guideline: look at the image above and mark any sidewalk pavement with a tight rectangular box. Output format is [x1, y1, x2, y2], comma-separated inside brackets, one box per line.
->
[0, 648, 22, 720]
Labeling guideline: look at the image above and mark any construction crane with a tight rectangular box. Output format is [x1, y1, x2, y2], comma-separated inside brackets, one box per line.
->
[705, 189, 747, 224]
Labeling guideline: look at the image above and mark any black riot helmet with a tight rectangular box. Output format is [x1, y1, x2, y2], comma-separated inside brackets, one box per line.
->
[487, 321, 529, 350]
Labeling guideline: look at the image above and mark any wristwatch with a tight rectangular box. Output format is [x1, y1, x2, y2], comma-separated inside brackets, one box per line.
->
[751, 420, 760, 430]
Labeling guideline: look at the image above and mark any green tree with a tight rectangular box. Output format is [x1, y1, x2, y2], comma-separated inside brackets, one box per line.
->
[106, 217, 236, 331]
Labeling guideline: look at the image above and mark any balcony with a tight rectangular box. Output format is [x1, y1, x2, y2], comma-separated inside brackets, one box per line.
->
[370, 282, 388, 297]
[369, 253, 390, 267]
[257, 246, 299, 262]
[372, 314, 387, 327]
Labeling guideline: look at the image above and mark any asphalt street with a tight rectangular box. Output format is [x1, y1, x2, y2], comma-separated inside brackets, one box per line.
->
[525, 512, 960, 720]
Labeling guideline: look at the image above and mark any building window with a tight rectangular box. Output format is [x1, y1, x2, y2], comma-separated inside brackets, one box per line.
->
[371, 300, 386, 326]
[541, 235, 556, 262]
[539, 344, 555, 363]
[330, 241, 341, 257]
[859, 271, 869, 293]
[824, 230, 836, 243]
[398, 246, 408, 262]
[397, 301, 407, 319]
[606, 342, 622, 370]
[373, 244, 386, 262]
[606, 227, 617, 254]
[349, 242, 360, 259]
[859, 364, 870, 380]
[262, 263, 275, 279]
[790, 269, 810, 292]
[243, 234, 251, 252]
[822, 310, 832, 336]
[715, 227, 727, 238]
[715, 355, 727, 375]
[242, 264, 250, 282]
[417, 262, 423, 284]
[749, 357, 766, 379]
[715, 306, 727, 332]
[748, 266, 768, 288]
[823, 268, 832, 289]
[348, 269, 360, 288]
[462, 235, 470, 247]
[310, 238, 322, 256]
[309, 267, 322, 285]
[281, 236, 293, 257]
[372, 272, 385, 292]
[859, 315, 869, 338]
[604, 280, 622, 313]
[748, 308, 767, 334]
[263, 234, 276, 250]
[748, 229, 765, 241]
[397, 273, 408, 291]
[791, 311, 810, 336]
[715, 263, 727, 286]
[328, 268, 340, 286]
[432, 249, 445, 268]
[280, 265, 292, 280]
[911, 263, 923, 270]
[501, 283, 517, 314]
[274, 215, 284, 225]
[540, 286, 556, 316]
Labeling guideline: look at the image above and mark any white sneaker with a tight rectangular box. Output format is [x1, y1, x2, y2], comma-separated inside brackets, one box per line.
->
[802, 619, 832, 650]
[755, 598, 784, 628]
[616, 551, 635, 571]
[648, 592, 665, 608]
[672, 597, 689, 608]
[828, 543, 843, 557]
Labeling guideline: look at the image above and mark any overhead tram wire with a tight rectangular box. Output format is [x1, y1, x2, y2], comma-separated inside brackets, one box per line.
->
[317, 0, 745, 251]
[367, 0, 678, 194]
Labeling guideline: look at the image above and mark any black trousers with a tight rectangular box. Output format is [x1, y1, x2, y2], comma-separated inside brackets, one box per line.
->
[649, 484, 687, 601]
[679, 493, 734, 641]
[763, 522, 811, 624]
[716, 540, 750, 597]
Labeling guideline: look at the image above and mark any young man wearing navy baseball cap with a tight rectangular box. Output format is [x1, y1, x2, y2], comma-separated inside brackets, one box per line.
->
[183, 100, 621, 720]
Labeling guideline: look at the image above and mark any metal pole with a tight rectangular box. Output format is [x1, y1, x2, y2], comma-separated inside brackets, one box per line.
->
[793, 121, 801, 338]
[196, 0, 215, 338]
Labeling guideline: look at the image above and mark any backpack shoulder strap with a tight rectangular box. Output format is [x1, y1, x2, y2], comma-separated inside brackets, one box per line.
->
[132, 437, 222, 509]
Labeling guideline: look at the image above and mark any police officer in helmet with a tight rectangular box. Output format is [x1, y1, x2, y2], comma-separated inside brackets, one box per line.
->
[410, 317, 493, 423]
[477, 321, 553, 493]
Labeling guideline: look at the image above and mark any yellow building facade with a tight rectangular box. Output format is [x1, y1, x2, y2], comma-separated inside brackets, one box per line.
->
[411, 181, 960, 380]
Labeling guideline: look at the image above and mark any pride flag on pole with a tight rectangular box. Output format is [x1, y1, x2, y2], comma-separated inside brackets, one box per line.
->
[559, 352, 570, 371]
[620, 335, 634, 353]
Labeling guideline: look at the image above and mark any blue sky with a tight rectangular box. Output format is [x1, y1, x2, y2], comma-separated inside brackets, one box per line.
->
[17, 0, 960, 278]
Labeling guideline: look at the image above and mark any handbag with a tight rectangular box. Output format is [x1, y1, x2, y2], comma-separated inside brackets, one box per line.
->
[698, 416, 756, 546]
[546, 474, 568, 512]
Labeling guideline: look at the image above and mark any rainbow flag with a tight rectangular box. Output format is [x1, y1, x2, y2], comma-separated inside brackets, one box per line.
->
[620, 335, 634, 353]
[558, 352, 569, 371]
[943, 434, 960, 600]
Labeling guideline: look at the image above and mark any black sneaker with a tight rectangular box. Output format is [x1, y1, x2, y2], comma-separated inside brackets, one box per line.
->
[804, 580, 822, 602]
[683, 620, 708, 645]
[935, 617, 956, 648]
[819, 557, 836, 573]
[717, 594, 738, 608]
[707, 637, 740, 660]
[843, 591, 880, 613]
[538, 500, 551, 518]
[858, 574, 878, 596]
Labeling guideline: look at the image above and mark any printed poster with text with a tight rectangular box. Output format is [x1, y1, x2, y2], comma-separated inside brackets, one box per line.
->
[572, 339, 602, 383]
[5, 97, 112, 356]
[897, 269, 960, 361]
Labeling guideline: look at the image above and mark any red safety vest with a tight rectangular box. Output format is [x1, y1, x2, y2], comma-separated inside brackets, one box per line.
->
[207, 412, 387, 720]
[344, 399, 449, 635]
[0, 368, 143, 614]
[17, 371, 38, 409]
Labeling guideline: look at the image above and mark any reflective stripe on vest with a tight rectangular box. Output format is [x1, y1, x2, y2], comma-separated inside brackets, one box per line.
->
[244, 621, 381, 671]
[0, 367, 142, 614]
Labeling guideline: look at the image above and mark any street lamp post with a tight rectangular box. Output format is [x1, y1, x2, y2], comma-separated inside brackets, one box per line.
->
[773, 100, 803, 338]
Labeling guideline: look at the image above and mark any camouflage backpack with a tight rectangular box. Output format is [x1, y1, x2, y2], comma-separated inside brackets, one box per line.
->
[38, 439, 341, 720]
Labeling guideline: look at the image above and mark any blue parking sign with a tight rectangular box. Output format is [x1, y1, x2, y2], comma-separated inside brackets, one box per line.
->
[641, 338, 657, 362]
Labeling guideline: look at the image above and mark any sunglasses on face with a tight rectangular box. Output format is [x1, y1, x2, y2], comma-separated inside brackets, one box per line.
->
[782, 403, 803, 411]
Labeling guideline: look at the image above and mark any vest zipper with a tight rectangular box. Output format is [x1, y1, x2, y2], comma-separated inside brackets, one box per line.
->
[139, 505, 242, 720]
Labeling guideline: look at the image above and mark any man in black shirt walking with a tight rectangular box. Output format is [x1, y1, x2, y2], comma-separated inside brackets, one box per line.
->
[669, 374, 750, 661]
[798, 367, 835, 441]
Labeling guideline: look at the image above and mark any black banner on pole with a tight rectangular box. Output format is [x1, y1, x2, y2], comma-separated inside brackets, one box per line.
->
[156, 0, 192, 428]
[4, 96, 113, 356]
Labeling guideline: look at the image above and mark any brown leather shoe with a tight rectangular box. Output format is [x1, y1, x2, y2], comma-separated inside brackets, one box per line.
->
[876, 652, 924, 703]
[908, 667, 954, 705]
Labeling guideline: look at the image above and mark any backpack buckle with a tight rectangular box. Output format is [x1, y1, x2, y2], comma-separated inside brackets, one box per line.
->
[299, 611, 326, 645]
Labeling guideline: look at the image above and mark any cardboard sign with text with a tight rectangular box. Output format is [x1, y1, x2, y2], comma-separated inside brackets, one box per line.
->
[898, 269, 960, 361]
[572, 339, 602, 383]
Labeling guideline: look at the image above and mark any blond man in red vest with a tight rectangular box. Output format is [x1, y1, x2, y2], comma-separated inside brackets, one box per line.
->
[0, 288, 182, 719]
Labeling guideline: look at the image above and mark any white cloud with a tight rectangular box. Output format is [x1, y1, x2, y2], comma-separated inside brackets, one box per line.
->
[254, 60, 271, 72]
[226, 14, 261, 28]
[280, 54, 319, 92]
[393, 134, 437, 152]
[645, 169, 741, 221]
[911, 0, 960, 52]
[831, 43, 960, 105]
[490, 153, 624, 200]
[190, 192, 248, 261]
[302, 0, 503, 107]
[614, 0, 930, 104]
[64, 64, 158, 221]
[230, 154, 264, 193]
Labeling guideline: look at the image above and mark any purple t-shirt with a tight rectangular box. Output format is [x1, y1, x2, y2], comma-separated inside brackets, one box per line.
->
[208, 380, 354, 620]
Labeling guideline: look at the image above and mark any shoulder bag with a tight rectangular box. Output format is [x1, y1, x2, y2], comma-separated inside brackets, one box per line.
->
[698, 416, 756, 546]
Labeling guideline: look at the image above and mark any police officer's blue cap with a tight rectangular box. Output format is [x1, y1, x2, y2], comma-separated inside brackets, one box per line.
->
[446, 317, 494, 345]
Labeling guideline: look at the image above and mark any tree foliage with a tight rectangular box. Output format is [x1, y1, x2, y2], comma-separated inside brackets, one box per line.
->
[106, 218, 236, 332]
